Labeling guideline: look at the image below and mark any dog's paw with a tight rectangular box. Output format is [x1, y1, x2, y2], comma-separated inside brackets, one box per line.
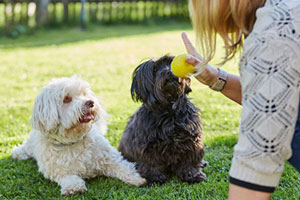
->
[125, 172, 147, 186]
[200, 160, 209, 168]
[60, 175, 87, 196]
[178, 168, 206, 183]
[61, 187, 87, 196]
[132, 176, 147, 187]
[146, 174, 167, 186]
[11, 146, 30, 160]
[187, 170, 206, 183]
[61, 186, 87, 196]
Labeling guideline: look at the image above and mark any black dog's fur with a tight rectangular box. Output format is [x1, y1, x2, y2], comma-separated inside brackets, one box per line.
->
[118, 55, 206, 185]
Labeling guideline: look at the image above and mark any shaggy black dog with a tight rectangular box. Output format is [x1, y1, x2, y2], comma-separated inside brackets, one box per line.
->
[118, 55, 206, 185]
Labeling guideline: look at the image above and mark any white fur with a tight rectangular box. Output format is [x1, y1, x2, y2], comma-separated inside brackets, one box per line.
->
[12, 76, 145, 196]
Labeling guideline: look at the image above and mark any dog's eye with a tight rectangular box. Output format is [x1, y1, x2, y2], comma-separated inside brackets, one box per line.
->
[63, 95, 72, 104]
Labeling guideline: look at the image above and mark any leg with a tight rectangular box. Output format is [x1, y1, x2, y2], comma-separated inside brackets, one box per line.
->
[94, 134, 146, 186]
[102, 154, 146, 186]
[228, 184, 271, 200]
[137, 163, 167, 185]
[176, 166, 206, 183]
[57, 175, 87, 196]
[12, 138, 33, 160]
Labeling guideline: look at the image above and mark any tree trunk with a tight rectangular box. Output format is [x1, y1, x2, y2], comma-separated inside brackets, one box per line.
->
[80, 0, 87, 30]
[62, 0, 69, 22]
[36, 0, 50, 27]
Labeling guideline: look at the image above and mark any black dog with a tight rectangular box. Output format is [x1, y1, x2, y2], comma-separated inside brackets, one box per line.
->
[118, 55, 206, 185]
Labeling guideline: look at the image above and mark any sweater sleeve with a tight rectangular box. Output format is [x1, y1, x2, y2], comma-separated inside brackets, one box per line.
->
[229, 29, 300, 190]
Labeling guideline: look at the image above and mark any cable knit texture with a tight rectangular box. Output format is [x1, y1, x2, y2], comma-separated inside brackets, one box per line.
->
[229, 0, 300, 187]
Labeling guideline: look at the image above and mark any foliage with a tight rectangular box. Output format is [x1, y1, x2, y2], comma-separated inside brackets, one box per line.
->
[0, 0, 189, 38]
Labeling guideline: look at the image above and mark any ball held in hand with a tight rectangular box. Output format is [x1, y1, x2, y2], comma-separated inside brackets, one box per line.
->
[171, 54, 195, 78]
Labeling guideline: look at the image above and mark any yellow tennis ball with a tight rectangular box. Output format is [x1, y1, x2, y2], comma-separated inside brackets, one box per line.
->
[171, 54, 195, 78]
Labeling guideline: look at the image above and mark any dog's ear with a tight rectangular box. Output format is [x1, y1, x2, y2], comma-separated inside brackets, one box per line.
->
[131, 60, 157, 105]
[31, 88, 60, 134]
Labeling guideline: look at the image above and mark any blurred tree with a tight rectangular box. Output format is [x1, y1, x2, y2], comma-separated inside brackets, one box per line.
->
[63, 0, 69, 22]
[36, 0, 49, 26]
[80, 0, 86, 30]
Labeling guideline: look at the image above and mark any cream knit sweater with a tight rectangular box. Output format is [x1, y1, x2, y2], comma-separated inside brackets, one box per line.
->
[229, 0, 300, 188]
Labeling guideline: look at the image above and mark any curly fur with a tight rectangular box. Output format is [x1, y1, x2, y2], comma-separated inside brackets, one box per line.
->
[118, 56, 206, 185]
[12, 76, 145, 195]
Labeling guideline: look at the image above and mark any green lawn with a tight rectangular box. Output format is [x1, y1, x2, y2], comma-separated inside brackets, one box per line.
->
[0, 22, 299, 199]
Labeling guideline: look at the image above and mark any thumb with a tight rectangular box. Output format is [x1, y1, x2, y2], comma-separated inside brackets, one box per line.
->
[186, 54, 201, 66]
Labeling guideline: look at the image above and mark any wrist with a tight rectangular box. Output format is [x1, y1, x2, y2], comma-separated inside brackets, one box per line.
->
[209, 68, 228, 91]
[194, 65, 218, 87]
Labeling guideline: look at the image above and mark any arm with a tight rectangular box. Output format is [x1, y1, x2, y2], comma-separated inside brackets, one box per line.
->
[196, 65, 242, 104]
[181, 32, 242, 105]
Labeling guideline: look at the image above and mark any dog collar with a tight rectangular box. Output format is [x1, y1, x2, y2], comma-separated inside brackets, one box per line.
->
[51, 141, 77, 147]
[48, 136, 85, 147]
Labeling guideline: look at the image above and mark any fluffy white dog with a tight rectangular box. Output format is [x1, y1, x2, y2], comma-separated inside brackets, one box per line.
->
[12, 76, 146, 196]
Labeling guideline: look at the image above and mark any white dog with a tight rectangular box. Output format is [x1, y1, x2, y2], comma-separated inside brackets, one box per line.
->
[12, 76, 146, 196]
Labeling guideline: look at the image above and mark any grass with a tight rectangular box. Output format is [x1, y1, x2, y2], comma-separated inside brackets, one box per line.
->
[0, 22, 299, 199]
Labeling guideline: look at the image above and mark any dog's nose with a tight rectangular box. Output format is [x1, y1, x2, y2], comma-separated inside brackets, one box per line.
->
[85, 100, 94, 108]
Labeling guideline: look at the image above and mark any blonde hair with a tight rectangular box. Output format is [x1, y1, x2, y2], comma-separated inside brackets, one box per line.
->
[189, 0, 266, 64]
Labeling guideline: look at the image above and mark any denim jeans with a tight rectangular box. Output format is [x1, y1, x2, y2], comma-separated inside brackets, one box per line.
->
[288, 101, 300, 172]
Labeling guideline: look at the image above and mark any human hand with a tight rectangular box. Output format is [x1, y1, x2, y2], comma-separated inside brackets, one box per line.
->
[178, 77, 191, 91]
[180, 32, 216, 87]
[181, 32, 207, 75]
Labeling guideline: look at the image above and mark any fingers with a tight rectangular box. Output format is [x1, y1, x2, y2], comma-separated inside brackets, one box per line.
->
[186, 77, 191, 84]
[181, 78, 186, 90]
[181, 32, 207, 77]
[181, 32, 201, 58]
[186, 54, 201, 66]
[178, 77, 191, 87]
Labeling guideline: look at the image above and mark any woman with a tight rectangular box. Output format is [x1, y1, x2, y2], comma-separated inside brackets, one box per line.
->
[181, 0, 300, 199]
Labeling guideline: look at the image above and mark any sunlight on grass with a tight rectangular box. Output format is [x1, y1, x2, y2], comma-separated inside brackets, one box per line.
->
[0, 23, 298, 199]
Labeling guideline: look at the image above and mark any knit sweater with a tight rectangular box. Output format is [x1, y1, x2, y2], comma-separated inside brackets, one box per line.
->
[229, 0, 300, 188]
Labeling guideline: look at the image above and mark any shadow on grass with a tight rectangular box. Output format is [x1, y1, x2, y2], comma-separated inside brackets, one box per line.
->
[205, 134, 237, 149]
[0, 21, 192, 50]
[1, 132, 300, 199]
[1, 155, 207, 199]
[0, 156, 145, 199]
[0, 134, 235, 199]
[0, 156, 60, 199]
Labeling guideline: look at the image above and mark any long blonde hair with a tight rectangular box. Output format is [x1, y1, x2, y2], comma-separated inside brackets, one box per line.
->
[189, 0, 266, 64]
